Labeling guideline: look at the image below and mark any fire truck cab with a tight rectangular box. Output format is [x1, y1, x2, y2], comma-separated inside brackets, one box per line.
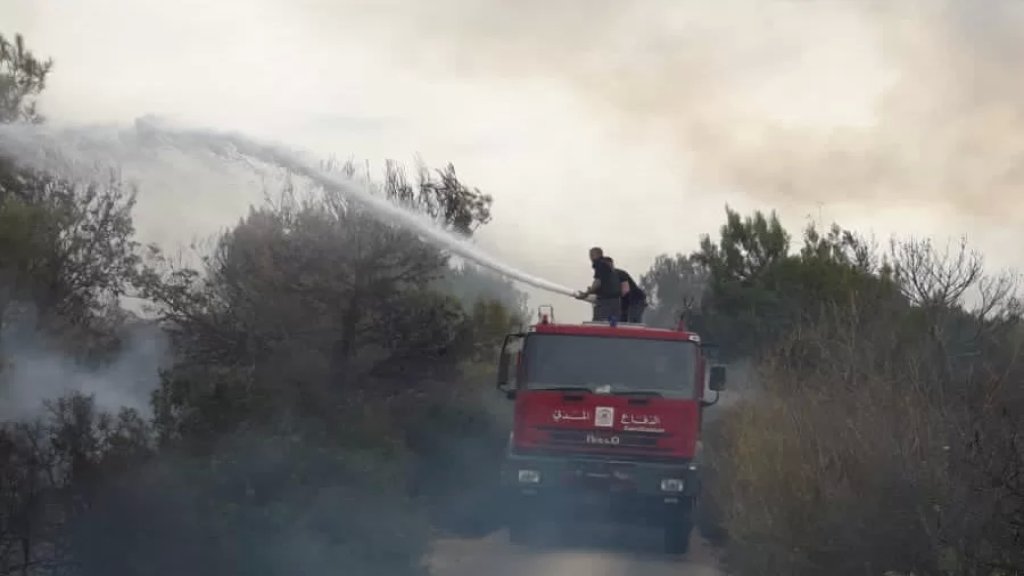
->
[496, 307, 726, 554]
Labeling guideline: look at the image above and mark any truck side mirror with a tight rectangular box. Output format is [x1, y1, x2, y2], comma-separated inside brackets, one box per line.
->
[497, 346, 511, 390]
[709, 365, 727, 392]
[496, 333, 524, 398]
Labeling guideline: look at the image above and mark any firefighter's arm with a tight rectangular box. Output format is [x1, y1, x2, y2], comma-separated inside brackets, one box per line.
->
[575, 278, 600, 299]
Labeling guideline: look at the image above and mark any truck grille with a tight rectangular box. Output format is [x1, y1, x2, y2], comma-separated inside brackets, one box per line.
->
[536, 427, 668, 451]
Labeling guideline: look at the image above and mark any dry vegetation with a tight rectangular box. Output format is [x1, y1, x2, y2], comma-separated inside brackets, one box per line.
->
[644, 213, 1024, 575]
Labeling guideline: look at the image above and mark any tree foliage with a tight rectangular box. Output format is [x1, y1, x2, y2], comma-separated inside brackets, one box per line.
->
[1, 32, 138, 357]
[0, 171, 139, 343]
[0, 33, 52, 123]
[638, 253, 707, 329]
[138, 161, 505, 440]
[668, 206, 903, 358]
[640, 205, 1024, 576]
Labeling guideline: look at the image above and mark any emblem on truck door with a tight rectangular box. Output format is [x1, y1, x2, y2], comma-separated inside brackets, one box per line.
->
[594, 406, 615, 428]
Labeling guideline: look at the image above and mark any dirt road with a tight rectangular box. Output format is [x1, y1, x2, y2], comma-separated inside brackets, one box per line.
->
[428, 526, 723, 576]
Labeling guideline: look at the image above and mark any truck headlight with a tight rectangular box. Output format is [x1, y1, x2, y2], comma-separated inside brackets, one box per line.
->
[660, 478, 684, 492]
[518, 469, 541, 484]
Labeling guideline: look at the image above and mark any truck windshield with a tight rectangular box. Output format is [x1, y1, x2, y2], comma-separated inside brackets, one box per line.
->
[522, 334, 697, 397]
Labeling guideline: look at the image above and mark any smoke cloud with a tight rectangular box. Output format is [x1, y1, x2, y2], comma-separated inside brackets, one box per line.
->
[297, 0, 1024, 219]
[0, 312, 169, 420]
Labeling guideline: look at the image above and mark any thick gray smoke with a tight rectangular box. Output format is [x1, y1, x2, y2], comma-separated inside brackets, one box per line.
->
[295, 0, 1024, 219]
[0, 118, 578, 297]
[0, 309, 169, 420]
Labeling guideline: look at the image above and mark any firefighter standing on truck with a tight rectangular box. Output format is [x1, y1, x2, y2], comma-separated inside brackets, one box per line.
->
[605, 256, 647, 323]
[575, 247, 621, 321]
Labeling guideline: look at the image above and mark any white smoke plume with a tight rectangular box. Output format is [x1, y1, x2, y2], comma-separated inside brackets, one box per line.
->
[293, 0, 1024, 219]
[0, 313, 169, 420]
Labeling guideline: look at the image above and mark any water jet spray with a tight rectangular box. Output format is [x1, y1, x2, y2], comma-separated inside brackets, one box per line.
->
[0, 118, 578, 298]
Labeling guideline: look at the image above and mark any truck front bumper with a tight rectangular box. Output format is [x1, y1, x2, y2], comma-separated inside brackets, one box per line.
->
[500, 452, 700, 525]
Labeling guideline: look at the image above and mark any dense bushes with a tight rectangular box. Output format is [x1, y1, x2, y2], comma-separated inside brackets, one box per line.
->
[710, 306, 1024, 575]
[0, 179, 521, 575]
[644, 207, 1024, 575]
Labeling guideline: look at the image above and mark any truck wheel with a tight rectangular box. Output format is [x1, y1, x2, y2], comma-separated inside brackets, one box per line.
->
[663, 520, 693, 555]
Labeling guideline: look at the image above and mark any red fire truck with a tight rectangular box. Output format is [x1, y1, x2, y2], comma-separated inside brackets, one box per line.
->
[496, 306, 726, 554]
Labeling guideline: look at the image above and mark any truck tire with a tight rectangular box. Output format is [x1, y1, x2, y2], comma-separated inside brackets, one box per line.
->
[663, 519, 693, 555]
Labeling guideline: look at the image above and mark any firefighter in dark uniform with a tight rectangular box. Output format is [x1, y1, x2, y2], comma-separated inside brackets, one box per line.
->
[605, 256, 647, 324]
[574, 247, 622, 321]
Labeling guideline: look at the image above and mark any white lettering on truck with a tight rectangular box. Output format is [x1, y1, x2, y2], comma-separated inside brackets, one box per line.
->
[585, 433, 621, 445]
[621, 412, 665, 433]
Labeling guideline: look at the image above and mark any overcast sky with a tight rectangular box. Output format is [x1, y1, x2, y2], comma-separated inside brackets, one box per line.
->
[3, 0, 1023, 321]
